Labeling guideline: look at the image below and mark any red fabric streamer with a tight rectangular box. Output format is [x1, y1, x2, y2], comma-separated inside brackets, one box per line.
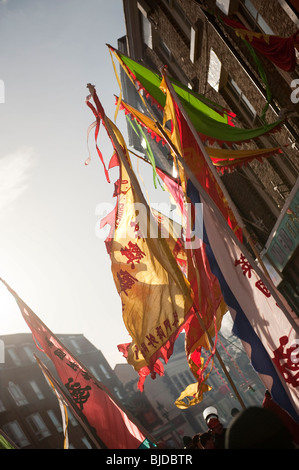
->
[223, 17, 299, 72]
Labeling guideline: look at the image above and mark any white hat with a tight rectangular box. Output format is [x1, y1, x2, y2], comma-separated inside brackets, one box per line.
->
[203, 406, 218, 423]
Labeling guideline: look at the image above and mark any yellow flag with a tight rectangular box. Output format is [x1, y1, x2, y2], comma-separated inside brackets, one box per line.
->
[93, 105, 194, 390]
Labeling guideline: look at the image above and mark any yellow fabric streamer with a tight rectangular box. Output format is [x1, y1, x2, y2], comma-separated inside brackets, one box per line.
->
[235, 28, 270, 44]
[119, 98, 281, 170]
[175, 381, 212, 409]
[109, 47, 123, 122]
[35, 356, 69, 449]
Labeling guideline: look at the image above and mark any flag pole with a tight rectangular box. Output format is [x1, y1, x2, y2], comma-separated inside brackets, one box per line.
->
[160, 69, 271, 279]
[152, 73, 299, 333]
[191, 256, 246, 410]
[34, 354, 105, 449]
[128, 141, 247, 410]
[195, 310, 246, 409]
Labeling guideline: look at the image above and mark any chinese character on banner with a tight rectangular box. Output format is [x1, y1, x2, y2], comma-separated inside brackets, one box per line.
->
[65, 378, 91, 411]
[234, 254, 253, 278]
[272, 336, 299, 388]
[121, 241, 146, 269]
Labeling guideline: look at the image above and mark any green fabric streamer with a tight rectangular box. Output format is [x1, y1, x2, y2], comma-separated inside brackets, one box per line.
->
[0, 435, 15, 449]
[243, 39, 272, 123]
[117, 51, 282, 144]
[126, 115, 164, 190]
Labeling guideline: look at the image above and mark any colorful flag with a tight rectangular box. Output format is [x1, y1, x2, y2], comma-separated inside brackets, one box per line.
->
[86, 86, 194, 391]
[1, 279, 154, 449]
[108, 45, 235, 125]
[159, 74, 243, 243]
[187, 180, 299, 422]
[222, 17, 299, 72]
[156, 74, 299, 417]
[108, 45, 283, 145]
[156, 163, 227, 408]
[119, 97, 283, 173]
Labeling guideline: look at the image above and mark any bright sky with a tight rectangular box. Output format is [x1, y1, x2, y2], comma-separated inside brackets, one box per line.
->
[0, 0, 171, 368]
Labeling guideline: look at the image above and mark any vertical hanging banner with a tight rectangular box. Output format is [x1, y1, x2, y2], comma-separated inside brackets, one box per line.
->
[1, 279, 153, 449]
[86, 86, 194, 391]
[158, 73, 299, 420]
[187, 182, 299, 421]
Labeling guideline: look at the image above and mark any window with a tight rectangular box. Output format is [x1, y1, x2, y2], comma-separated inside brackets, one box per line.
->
[239, 0, 274, 34]
[88, 365, 101, 381]
[99, 364, 111, 379]
[159, 38, 172, 61]
[67, 409, 78, 427]
[81, 436, 92, 449]
[47, 409, 62, 432]
[141, 13, 154, 49]
[207, 49, 222, 91]
[30, 380, 45, 400]
[69, 338, 81, 354]
[190, 24, 201, 63]
[216, 0, 230, 16]
[7, 347, 21, 366]
[171, 0, 192, 30]
[26, 413, 51, 440]
[227, 77, 257, 117]
[23, 345, 35, 363]
[113, 387, 123, 400]
[8, 382, 28, 406]
[3, 421, 30, 448]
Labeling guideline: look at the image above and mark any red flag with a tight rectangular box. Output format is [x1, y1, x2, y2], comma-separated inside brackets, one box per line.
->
[156, 167, 227, 390]
[2, 280, 154, 449]
[222, 17, 299, 72]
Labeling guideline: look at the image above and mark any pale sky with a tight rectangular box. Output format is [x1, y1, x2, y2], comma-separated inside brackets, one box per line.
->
[0, 0, 172, 368]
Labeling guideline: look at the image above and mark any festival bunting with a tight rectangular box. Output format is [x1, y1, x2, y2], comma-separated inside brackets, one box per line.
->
[159, 74, 243, 243]
[108, 45, 283, 146]
[85, 85, 194, 391]
[1, 279, 154, 449]
[118, 97, 283, 173]
[222, 17, 299, 72]
[108, 44, 235, 125]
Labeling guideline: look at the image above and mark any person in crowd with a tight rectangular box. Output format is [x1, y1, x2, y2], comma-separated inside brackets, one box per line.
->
[203, 406, 227, 449]
[262, 390, 299, 447]
[231, 407, 240, 418]
[182, 435, 196, 449]
[225, 406, 295, 449]
[192, 433, 203, 449]
[199, 432, 215, 449]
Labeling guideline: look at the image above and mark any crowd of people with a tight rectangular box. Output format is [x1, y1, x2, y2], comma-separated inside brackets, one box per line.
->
[182, 391, 299, 449]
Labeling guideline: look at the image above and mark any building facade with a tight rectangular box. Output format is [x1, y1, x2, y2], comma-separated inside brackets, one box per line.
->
[0, 333, 126, 449]
[120, 0, 299, 313]
[0, 325, 266, 449]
